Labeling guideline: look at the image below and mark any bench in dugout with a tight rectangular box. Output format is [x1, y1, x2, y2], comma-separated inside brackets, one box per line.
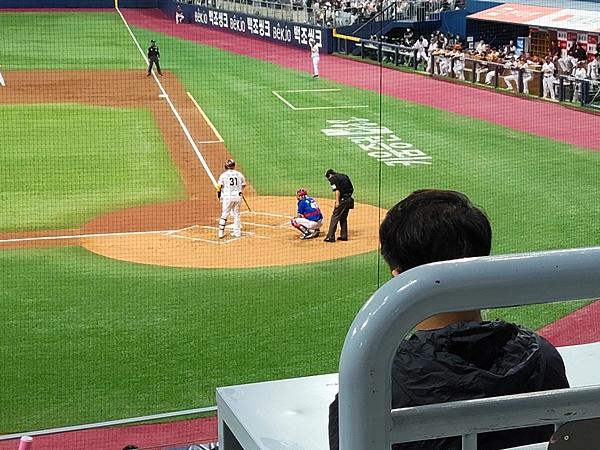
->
[217, 247, 600, 450]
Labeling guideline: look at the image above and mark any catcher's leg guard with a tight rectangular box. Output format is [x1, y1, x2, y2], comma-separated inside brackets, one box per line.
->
[291, 218, 307, 235]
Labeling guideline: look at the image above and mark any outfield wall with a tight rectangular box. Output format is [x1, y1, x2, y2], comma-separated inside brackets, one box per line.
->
[161, 0, 333, 52]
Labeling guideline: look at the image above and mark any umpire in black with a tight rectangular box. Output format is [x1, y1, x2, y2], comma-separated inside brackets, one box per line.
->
[147, 39, 162, 76]
[324, 169, 354, 242]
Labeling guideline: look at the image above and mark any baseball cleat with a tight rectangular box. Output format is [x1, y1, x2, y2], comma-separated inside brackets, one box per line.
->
[312, 230, 320, 238]
[231, 232, 241, 238]
[323, 237, 335, 242]
[218, 230, 224, 239]
[337, 237, 348, 241]
[300, 231, 312, 240]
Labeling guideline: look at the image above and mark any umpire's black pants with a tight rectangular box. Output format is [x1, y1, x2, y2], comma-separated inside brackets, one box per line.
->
[148, 58, 162, 75]
[325, 198, 352, 240]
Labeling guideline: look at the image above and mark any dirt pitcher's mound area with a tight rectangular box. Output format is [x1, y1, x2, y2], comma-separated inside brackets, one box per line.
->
[80, 196, 385, 268]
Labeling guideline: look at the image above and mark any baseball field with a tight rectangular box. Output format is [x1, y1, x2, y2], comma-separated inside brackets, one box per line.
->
[1, 8, 600, 435]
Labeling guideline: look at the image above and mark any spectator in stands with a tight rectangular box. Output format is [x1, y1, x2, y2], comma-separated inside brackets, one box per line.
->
[542, 55, 557, 100]
[328, 189, 569, 450]
[588, 52, 600, 80]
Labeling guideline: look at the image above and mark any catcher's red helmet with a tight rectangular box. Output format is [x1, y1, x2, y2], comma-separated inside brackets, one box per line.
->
[224, 159, 235, 169]
[297, 188, 308, 197]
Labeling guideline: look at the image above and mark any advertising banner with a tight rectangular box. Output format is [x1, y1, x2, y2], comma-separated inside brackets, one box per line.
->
[469, 3, 600, 33]
[189, 5, 327, 50]
[588, 34, 598, 56]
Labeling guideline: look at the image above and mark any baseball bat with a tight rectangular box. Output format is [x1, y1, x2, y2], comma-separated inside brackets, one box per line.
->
[242, 194, 252, 212]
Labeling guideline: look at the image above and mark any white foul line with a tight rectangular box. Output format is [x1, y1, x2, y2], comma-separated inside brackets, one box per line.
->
[0, 230, 176, 244]
[116, 8, 218, 187]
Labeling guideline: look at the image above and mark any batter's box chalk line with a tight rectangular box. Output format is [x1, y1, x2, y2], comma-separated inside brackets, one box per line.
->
[164, 210, 296, 243]
[165, 225, 254, 245]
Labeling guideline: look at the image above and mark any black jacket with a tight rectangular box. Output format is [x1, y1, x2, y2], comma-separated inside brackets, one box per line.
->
[329, 320, 569, 450]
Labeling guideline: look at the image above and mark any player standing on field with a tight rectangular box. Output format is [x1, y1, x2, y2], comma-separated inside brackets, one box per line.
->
[309, 38, 319, 78]
[291, 189, 323, 240]
[0, 63, 5, 87]
[147, 40, 162, 77]
[216, 159, 246, 239]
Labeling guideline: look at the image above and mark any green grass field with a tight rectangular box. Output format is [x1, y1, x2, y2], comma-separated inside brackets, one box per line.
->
[1, 11, 599, 433]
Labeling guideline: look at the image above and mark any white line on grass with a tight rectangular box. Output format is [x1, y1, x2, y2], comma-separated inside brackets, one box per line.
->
[0, 230, 176, 244]
[285, 89, 341, 92]
[272, 91, 298, 110]
[272, 90, 369, 110]
[295, 105, 369, 110]
[116, 8, 218, 187]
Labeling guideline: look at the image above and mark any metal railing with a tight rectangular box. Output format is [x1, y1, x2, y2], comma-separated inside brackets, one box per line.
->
[338, 247, 600, 450]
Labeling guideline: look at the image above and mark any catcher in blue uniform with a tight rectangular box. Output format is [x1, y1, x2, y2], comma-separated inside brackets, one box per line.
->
[291, 189, 323, 240]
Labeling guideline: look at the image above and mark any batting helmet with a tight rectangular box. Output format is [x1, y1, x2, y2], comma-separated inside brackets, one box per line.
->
[225, 159, 235, 169]
[297, 188, 308, 197]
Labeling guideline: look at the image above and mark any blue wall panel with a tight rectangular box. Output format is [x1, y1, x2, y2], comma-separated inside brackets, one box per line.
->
[163, 1, 333, 52]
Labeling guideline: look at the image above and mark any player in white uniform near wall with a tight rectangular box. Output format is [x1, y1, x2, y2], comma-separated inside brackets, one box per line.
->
[216, 159, 246, 239]
[309, 38, 319, 78]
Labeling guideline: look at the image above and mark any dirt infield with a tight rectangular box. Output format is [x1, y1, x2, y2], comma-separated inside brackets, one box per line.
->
[0, 70, 382, 267]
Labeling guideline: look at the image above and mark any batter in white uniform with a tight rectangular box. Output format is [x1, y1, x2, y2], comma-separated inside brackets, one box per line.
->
[309, 38, 319, 78]
[216, 159, 246, 239]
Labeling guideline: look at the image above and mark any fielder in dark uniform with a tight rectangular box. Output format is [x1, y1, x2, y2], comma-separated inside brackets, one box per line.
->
[324, 169, 354, 242]
[147, 40, 162, 76]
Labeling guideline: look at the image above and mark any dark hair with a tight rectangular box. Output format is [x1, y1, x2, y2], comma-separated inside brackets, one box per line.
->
[379, 189, 492, 272]
[325, 169, 336, 178]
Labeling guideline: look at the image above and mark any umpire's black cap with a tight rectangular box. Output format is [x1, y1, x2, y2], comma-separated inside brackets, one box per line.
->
[151, 39, 156, 43]
[325, 169, 336, 178]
